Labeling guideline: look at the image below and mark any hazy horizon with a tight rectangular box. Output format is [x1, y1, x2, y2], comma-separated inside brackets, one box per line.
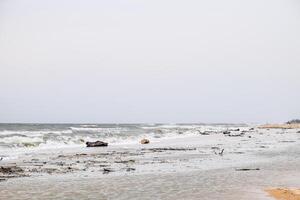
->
[1, 0, 300, 124]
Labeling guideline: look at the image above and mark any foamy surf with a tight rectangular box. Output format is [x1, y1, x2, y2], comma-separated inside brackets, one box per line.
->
[0, 123, 249, 153]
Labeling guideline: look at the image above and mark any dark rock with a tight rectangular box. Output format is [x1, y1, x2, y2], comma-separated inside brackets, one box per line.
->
[103, 168, 114, 174]
[214, 149, 224, 156]
[86, 141, 108, 147]
[140, 139, 150, 144]
[223, 131, 231, 135]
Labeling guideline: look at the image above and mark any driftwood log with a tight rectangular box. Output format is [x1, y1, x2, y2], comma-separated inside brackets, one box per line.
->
[86, 141, 108, 147]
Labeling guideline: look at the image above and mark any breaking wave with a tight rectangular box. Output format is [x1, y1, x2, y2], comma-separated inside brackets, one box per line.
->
[0, 124, 248, 150]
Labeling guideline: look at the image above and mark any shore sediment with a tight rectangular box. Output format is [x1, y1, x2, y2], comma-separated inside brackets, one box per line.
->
[266, 188, 300, 200]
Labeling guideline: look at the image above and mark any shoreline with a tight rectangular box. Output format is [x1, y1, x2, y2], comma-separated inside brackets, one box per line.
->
[1, 127, 300, 199]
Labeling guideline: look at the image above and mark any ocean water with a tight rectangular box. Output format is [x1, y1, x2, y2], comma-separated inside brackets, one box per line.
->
[0, 123, 247, 150]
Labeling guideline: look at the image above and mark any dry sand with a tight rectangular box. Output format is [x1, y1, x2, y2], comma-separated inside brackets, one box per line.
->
[259, 124, 300, 129]
[266, 188, 300, 200]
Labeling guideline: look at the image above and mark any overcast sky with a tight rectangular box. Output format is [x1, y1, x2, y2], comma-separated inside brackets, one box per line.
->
[0, 0, 300, 123]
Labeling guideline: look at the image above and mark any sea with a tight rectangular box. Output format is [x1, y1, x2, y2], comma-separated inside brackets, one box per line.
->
[0, 123, 247, 151]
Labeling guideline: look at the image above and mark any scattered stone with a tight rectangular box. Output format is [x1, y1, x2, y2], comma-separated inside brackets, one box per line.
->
[43, 168, 58, 174]
[86, 141, 108, 147]
[126, 167, 135, 172]
[226, 132, 245, 137]
[99, 164, 109, 167]
[140, 139, 150, 144]
[79, 139, 85, 143]
[103, 168, 114, 174]
[214, 149, 224, 156]
[223, 131, 231, 135]
[197, 130, 210, 135]
[29, 168, 39, 173]
[75, 153, 88, 156]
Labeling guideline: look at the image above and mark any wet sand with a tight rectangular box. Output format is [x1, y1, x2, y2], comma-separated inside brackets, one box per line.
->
[0, 128, 300, 199]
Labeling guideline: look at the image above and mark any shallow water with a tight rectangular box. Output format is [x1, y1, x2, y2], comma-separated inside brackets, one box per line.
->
[0, 125, 299, 199]
[1, 151, 300, 200]
[0, 123, 247, 159]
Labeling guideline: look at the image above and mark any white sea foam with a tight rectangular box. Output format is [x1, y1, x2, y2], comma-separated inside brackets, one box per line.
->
[0, 124, 251, 154]
[0, 130, 73, 136]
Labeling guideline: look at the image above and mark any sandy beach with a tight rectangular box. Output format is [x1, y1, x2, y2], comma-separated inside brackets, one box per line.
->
[266, 188, 300, 200]
[259, 124, 300, 129]
[0, 125, 300, 199]
[2, 0, 300, 199]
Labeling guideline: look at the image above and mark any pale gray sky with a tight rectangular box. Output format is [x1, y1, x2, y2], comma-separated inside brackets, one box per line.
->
[0, 0, 300, 123]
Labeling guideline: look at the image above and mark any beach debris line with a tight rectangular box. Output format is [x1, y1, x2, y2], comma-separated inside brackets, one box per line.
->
[235, 168, 260, 171]
[86, 141, 108, 147]
[214, 148, 224, 156]
[140, 139, 150, 144]
[0, 165, 27, 181]
[0, 166, 24, 174]
[143, 147, 196, 152]
[223, 130, 245, 137]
